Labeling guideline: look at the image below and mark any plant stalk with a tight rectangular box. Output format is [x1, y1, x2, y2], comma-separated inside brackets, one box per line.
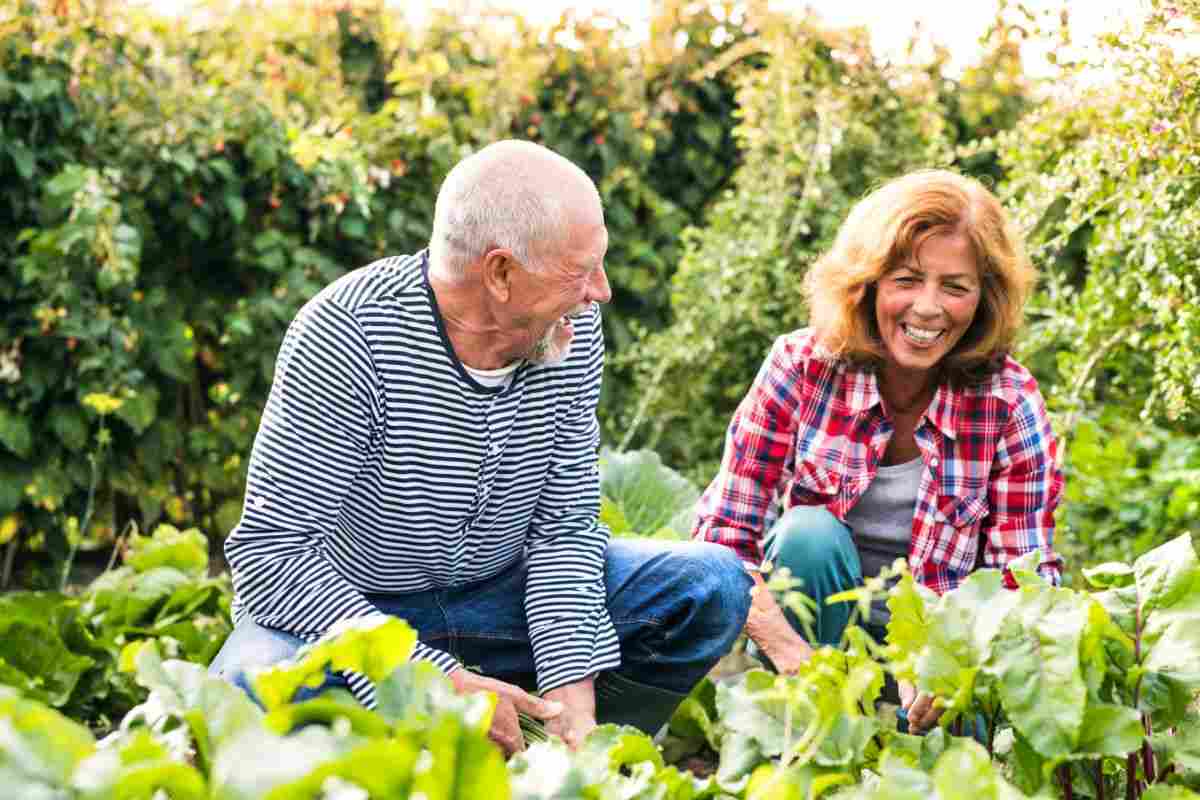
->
[61, 431, 105, 592]
[1058, 764, 1074, 800]
[1, 535, 17, 590]
[1126, 753, 1139, 800]
[1095, 759, 1105, 800]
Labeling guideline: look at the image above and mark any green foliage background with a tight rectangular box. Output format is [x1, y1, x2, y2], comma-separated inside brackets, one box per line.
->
[0, 0, 1198, 586]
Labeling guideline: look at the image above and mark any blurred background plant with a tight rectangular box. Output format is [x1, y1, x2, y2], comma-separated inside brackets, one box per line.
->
[0, 0, 1196, 589]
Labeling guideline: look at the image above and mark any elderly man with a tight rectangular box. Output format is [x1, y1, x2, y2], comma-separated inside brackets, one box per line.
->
[209, 140, 751, 754]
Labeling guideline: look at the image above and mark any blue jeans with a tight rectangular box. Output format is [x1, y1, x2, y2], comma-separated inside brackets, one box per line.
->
[209, 539, 752, 722]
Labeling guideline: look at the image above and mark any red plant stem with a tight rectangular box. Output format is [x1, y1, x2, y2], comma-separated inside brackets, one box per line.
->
[1059, 764, 1074, 800]
[1095, 760, 1106, 800]
[1126, 753, 1139, 800]
[1142, 715, 1156, 784]
[953, 716, 963, 737]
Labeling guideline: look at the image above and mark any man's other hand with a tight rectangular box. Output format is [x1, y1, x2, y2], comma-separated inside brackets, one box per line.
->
[450, 670, 563, 757]
[543, 677, 597, 750]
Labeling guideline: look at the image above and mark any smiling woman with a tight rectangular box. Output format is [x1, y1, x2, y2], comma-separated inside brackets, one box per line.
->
[692, 169, 1063, 736]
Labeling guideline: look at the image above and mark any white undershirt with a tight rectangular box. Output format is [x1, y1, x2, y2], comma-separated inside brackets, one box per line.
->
[463, 360, 523, 388]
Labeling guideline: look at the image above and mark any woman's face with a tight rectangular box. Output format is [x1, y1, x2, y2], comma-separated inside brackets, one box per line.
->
[874, 232, 982, 385]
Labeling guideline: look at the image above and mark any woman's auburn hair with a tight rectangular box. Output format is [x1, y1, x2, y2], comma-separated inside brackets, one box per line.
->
[803, 169, 1036, 385]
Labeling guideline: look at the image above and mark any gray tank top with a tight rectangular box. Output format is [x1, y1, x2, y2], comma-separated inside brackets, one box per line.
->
[844, 455, 924, 625]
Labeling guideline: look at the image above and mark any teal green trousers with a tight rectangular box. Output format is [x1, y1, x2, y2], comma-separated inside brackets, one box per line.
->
[762, 505, 872, 648]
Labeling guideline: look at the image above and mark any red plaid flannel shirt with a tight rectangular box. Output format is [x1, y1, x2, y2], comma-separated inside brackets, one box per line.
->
[693, 328, 1063, 594]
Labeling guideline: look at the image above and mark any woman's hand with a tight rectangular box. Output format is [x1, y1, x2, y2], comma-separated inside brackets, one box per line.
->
[898, 679, 945, 734]
[747, 572, 814, 674]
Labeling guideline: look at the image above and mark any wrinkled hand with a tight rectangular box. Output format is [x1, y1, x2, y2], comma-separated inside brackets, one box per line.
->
[543, 678, 597, 751]
[450, 670, 563, 757]
[898, 680, 945, 735]
[747, 573, 814, 674]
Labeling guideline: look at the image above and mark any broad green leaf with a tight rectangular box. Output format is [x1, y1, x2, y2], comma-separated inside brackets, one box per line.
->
[716, 670, 802, 760]
[72, 730, 206, 800]
[0, 593, 94, 707]
[915, 569, 1019, 717]
[884, 574, 936, 682]
[412, 714, 510, 800]
[1150, 713, 1200, 775]
[375, 661, 492, 734]
[1007, 729, 1050, 796]
[814, 714, 879, 768]
[931, 740, 1026, 800]
[856, 760, 933, 800]
[509, 741, 590, 800]
[253, 617, 417, 710]
[256, 738, 422, 800]
[745, 761, 852, 800]
[0, 407, 33, 458]
[264, 696, 391, 738]
[0, 689, 95, 795]
[599, 448, 698, 536]
[114, 386, 159, 435]
[1136, 535, 1200, 707]
[210, 725, 361, 800]
[122, 641, 263, 772]
[1083, 562, 1136, 589]
[1006, 549, 1046, 587]
[577, 723, 663, 774]
[84, 566, 194, 628]
[1075, 702, 1145, 757]
[47, 406, 89, 452]
[1142, 787, 1200, 800]
[983, 586, 1092, 758]
[667, 677, 720, 753]
[125, 524, 209, 576]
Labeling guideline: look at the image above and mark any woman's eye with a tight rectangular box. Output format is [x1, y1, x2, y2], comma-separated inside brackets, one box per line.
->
[945, 284, 968, 296]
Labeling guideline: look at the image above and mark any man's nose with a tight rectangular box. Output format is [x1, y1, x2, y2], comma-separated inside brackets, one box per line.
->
[589, 264, 612, 305]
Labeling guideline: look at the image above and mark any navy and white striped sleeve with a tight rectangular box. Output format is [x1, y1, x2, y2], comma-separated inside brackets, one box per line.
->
[523, 307, 621, 693]
[225, 295, 459, 694]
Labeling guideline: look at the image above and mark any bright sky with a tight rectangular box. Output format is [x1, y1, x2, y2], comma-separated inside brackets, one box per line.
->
[142, 0, 1156, 75]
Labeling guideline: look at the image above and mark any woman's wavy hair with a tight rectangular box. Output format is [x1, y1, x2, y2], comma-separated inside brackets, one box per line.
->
[803, 169, 1036, 385]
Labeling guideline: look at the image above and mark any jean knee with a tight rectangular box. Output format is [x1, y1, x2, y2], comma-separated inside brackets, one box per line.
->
[690, 543, 753, 634]
[208, 619, 303, 685]
[766, 506, 851, 575]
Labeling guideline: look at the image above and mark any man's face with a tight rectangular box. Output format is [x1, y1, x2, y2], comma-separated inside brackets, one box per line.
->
[510, 221, 611, 366]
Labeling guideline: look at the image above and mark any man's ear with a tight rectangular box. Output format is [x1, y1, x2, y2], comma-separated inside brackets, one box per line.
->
[481, 248, 516, 303]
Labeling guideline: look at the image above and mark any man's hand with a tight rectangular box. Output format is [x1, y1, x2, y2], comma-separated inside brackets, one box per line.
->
[747, 572, 814, 674]
[898, 680, 945, 735]
[543, 677, 597, 750]
[450, 669, 563, 757]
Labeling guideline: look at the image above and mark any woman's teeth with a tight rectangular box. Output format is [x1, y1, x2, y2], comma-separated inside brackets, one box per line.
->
[902, 324, 943, 344]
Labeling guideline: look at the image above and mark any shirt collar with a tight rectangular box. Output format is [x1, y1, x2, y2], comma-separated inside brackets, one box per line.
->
[844, 366, 960, 440]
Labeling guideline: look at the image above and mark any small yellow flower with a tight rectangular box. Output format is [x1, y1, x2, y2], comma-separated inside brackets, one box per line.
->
[82, 392, 124, 415]
[0, 514, 19, 545]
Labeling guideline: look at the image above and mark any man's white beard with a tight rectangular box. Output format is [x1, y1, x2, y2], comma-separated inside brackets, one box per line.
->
[526, 317, 575, 366]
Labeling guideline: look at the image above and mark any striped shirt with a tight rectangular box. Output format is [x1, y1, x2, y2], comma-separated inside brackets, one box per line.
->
[693, 327, 1063, 594]
[225, 251, 619, 706]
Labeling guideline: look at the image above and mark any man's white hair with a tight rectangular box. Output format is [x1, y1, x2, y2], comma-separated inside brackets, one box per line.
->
[428, 140, 598, 282]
